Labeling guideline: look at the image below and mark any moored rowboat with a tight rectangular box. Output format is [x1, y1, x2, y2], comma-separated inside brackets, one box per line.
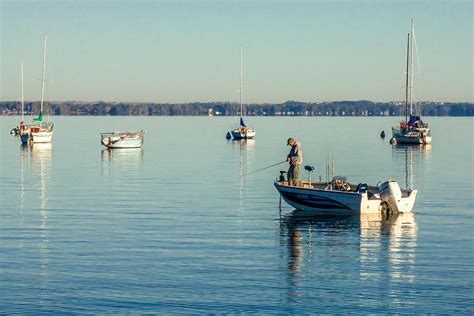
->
[100, 130, 145, 149]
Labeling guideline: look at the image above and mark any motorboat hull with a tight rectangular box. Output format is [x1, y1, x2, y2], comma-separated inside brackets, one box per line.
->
[274, 181, 417, 216]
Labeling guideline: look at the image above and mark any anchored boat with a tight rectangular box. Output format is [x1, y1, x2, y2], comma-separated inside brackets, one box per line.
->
[101, 130, 145, 149]
[274, 166, 417, 216]
[11, 61, 30, 142]
[230, 44, 255, 140]
[18, 61, 30, 144]
[26, 34, 54, 144]
[391, 19, 431, 145]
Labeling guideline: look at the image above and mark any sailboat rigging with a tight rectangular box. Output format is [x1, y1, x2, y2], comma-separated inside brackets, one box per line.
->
[230, 44, 255, 140]
[29, 34, 54, 143]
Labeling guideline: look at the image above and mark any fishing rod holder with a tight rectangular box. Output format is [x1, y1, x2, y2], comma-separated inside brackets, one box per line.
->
[304, 165, 315, 184]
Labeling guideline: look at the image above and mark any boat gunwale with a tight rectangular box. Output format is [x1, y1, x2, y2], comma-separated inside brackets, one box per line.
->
[274, 181, 415, 198]
[274, 181, 362, 196]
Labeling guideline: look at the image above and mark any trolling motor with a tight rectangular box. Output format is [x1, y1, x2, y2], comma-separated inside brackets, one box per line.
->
[279, 171, 287, 182]
[304, 165, 315, 185]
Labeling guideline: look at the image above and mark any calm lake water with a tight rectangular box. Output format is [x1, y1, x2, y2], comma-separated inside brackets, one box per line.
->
[1, 116, 473, 313]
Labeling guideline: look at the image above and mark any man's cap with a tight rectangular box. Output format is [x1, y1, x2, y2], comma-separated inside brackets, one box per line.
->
[287, 137, 295, 145]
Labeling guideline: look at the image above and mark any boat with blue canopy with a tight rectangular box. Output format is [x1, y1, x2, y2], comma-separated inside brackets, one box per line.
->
[391, 19, 431, 145]
[229, 45, 255, 140]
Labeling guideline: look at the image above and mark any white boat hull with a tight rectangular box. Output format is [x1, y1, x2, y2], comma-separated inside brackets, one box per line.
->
[392, 127, 431, 145]
[31, 131, 53, 143]
[231, 128, 255, 140]
[105, 138, 143, 148]
[274, 181, 417, 216]
[101, 131, 145, 149]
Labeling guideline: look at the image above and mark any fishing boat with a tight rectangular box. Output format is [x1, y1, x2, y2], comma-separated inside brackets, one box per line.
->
[28, 34, 54, 144]
[391, 19, 431, 145]
[100, 130, 145, 149]
[274, 166, 417, 216]
[230, 45, 255, 140]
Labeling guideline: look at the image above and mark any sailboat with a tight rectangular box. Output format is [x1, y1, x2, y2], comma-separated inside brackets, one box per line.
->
[9, 62, 25, 137]
[29, 34, 54, 143]
[391, 19, 431, 145]
[19, 61, 30, 144]
[230, 44, 255, 140]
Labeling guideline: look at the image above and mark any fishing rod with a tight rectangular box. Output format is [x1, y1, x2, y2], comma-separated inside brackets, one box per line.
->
[242, 160, 287, 177]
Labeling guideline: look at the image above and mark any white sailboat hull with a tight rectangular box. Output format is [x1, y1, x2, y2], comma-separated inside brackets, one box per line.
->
[31, 131, 53, 143]
[231, 128, 255, 140]
[392, 127, 431, 144]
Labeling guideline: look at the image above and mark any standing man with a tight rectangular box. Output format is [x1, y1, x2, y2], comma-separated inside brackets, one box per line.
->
[286, 138, 303, 186]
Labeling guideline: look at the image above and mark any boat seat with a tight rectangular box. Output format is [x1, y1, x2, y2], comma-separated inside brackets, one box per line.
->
[356, 183, 368, 193]
[304, 165, 315, 172]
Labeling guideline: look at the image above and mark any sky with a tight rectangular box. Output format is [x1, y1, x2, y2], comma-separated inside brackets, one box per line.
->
[0, 0, 472, 103]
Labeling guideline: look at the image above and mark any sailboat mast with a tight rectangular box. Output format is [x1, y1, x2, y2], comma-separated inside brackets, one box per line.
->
[240, 44, 243, 118]
[409, 19, 414, 115]
[21, 60, 24, 122]
[405, 33, 410, 123]
[40, 34, 47, 114]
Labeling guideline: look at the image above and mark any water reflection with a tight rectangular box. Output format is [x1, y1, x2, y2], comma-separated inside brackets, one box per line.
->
[280, 212, 417, 306]
[228, 139, 256, 247]
[101, 148, 144, 163]
[392, 144, 432, 190]
[100, 148, 144, 202]
[101, 148, 143, 175]
[18, 144, 29, 246]
[24, 143, 52, 291]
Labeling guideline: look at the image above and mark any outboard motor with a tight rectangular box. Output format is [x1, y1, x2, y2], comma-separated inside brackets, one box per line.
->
[379, 180, 402, 213]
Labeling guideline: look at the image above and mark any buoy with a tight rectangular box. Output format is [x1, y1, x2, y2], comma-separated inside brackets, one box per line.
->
[380, 130, 385, 138]
[225, 131, 232, 139]
[389, 137, 397, 145]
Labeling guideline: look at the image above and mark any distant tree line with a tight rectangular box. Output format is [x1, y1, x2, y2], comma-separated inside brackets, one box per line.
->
[1, 100, 473, 116]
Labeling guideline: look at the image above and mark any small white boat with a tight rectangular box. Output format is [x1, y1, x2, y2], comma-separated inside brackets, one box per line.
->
[231, 119, 256, 140]
[26, 34, 54, 144]
[30, 122, 54, 143]
[101, 130, 145, 148]
[275, 166, 417, 216]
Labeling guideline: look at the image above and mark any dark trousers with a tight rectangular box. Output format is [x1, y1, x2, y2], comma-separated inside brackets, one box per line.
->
[288, 164, 300, 186]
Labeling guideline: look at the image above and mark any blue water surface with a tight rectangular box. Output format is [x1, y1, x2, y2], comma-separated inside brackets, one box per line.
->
[1, 116, 473, 313]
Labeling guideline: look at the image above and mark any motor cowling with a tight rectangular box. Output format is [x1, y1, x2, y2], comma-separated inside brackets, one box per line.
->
[379, 180, 402, 213]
